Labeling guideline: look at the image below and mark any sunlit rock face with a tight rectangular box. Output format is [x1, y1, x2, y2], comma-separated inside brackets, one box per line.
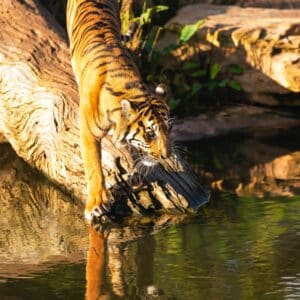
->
[179, 0, 300, 9]
[234, 0, 300, 8]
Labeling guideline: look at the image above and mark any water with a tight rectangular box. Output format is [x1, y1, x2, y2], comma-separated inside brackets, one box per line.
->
[0, 128, 299, 299]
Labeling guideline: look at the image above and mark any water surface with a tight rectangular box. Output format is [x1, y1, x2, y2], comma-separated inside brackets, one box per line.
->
[0, 128, 299, 299]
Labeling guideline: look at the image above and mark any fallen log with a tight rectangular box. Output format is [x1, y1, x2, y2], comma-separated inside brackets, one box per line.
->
[0, 0, 208, 218]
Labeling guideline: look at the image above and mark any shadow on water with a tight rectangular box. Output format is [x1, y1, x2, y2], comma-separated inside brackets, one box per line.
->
[184, 126, 300, 197]
[0, 126, 299, 299]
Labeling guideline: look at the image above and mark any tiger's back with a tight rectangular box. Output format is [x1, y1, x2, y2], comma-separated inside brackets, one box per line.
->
[67, 0, 140, 94]
[66, 0, 171, 221]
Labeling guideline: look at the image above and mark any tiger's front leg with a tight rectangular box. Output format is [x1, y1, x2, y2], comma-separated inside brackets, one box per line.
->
[79, 106, 112, 222]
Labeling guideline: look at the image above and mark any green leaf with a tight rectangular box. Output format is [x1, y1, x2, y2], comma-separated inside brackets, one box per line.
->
[162, 43, 179, 55]
[136, 5, 169, 26]
[229, 64, 244, 75]
[182, 61, 200, 70]
[144, 33, 155, 52]
[151, 5, 169, 13]
[210, 63, 222, 80]
[169, 98, 181, 110]
[191, 69, 206, 78]
[173, 73, 185, 85]
[228, 80, 242, 91]
[213, 154, 223, 170]
[149, 50, 161, 68]
[179, 19, 205, 44]
[146, 74, 154, 81]
[182, 82, 191, 91]
[207, 81, 217, 91]
[218, 79, 228, 88]
[191, 82, 202, 95]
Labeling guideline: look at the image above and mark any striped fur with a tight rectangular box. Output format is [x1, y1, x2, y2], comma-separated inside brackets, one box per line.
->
[66, 0, 171, 220]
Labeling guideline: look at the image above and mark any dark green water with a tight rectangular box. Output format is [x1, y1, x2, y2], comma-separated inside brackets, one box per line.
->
[0, 195, 299, 300]
[0, 128, 299, 300]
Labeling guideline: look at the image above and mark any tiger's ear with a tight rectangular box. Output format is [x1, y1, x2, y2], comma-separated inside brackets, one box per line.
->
[155, 83, 168, 100]
[121, 99, 132, 118]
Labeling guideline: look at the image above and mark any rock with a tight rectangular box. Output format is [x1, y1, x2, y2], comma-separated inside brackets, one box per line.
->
[0, 132, 7, 144]
[164, 4, 300, 105]
[265, 153, 300, 180]
[235, 146, 300, 197]
[172, 105, 300, 141]
[183, 128, 300, 197]
[234, 0, 300, 8]
[179, 0, 300, 9]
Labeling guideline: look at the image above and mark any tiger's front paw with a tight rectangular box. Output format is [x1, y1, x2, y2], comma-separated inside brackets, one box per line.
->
[85, 190, 114, 223]
[84, 202, 112, 223]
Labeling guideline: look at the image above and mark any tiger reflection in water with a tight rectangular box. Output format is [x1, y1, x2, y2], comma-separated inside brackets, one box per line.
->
[86, 226, 164, 299]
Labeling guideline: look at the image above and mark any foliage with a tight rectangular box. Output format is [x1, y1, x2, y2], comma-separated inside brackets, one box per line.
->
[131, 3, 243, 116]
[179, 19, 206, 43]
[132, 4, 169, 26]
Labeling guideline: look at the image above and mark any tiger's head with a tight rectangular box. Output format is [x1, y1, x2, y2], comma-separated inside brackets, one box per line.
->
[119, 91, 172, 167]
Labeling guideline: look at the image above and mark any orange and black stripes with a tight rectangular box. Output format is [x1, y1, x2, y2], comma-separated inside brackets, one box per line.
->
[66, 0, 171, 220]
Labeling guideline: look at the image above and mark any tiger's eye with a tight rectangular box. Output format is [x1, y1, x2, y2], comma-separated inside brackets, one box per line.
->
[145, 131, 155, 140]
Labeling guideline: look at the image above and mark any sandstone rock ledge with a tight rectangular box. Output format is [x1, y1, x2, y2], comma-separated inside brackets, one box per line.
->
[166, 4, 300, 106]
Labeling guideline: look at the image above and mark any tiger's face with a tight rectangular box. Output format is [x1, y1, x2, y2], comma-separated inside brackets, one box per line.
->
[120, 98, 172, 166]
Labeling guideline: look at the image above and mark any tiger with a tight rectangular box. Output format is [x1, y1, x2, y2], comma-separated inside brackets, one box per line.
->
[66, 0, 171, 221]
